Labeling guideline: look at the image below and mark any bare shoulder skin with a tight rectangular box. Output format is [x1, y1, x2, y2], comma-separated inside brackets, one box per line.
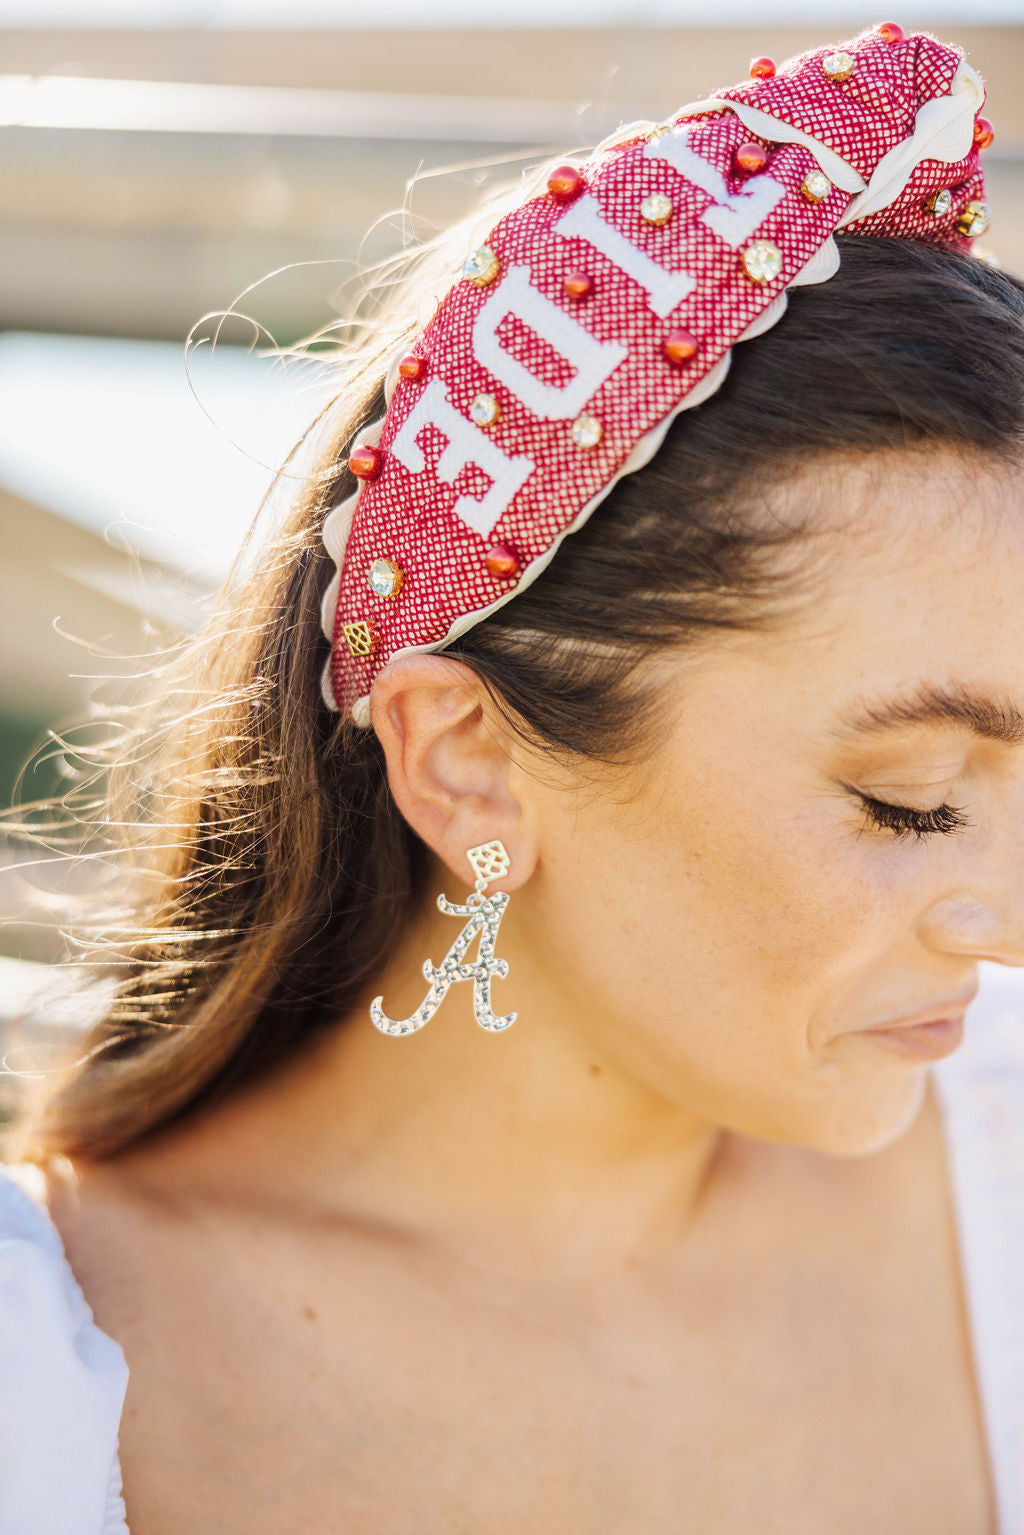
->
[44, 448, 1024, 1534]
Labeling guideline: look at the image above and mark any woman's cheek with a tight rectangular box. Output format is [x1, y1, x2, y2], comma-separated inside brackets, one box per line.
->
[700, 799, 909, 1000]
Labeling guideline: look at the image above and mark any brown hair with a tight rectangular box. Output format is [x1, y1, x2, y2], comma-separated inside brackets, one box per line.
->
[5, 232, 1024, 1161]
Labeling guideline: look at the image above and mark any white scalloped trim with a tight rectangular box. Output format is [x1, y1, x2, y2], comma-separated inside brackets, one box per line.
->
[789, 235, 841, 287]
[838, 60, 983, 226]
[318, 417, 386, 713]
[383, 349, 408, 408]
[591, 118, 659, 154]
[677, 98, 867, 193]
[320, 61, 982, 724]
[318, 488, 360, 710]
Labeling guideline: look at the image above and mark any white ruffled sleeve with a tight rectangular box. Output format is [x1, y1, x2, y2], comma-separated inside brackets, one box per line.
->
[0, 1164, 130, 1535]
[933, 961, 1024, 1535]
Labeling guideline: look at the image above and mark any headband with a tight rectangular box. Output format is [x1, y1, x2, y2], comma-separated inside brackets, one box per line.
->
[319, 25, 992, 727]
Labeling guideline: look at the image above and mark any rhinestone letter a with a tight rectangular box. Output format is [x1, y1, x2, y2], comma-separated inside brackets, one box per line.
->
[370, 841, 517, 1037]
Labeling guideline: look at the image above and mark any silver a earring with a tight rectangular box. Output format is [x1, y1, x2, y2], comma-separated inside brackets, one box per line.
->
[370, 840, 518, 1038]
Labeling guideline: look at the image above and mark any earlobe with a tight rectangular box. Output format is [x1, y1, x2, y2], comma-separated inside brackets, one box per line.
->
[368, 651, 538, 893]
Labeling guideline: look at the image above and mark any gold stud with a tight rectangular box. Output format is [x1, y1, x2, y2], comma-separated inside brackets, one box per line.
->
[957, 200, 991, 238]
[367, 559, 404, 599]
[800, 170, 832, 204]
[462, 246, 500, 287]
[822, 50, 856, 83]
[640, 191, 673, 226]
[342, 619, 376, 658]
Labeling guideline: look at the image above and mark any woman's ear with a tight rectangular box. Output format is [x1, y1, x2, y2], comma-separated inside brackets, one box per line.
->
[368, 651, 538, 892]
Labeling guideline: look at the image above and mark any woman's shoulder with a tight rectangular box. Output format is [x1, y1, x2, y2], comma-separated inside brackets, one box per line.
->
[930, 958, 1024, 1333]
[931, 965, 1024, 1535]
[0, 1160, 130, 1535]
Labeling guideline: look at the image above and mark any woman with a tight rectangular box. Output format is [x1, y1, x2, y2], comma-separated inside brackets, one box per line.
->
[2, 23, 1022, 1534]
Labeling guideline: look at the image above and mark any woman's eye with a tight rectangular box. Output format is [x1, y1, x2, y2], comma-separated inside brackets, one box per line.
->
[843, 787, 972, 841]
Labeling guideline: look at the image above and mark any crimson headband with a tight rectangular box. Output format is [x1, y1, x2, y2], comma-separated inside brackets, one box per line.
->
[320, 25, 992, 726]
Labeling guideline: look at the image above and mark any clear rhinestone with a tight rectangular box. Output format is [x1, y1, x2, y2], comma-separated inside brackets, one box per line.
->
[741, 239, 783, 283]
[571, 412, 603, 448]
[957, 199, 991, 237]
[468, 392, 501, 427]
[800, 170, 832, 204]
[926, 187, 953, 218]
[821, 50, 856, 82]
[640, 191, 673, 226]
[371, 865, 516, 1037]
[367, 558, 404, 598]
[462, 245, 500, 286]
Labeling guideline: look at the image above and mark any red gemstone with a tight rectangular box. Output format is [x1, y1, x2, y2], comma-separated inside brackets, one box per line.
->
[734, 140, 769, 175]
[663, 329, 700, 367]
[563, 269, 594, 301]
[973, 116, 995, 149]
[547, 164, 584, 201]
[749, 56, 776, 79]
[397, 353, 426, 382]
[348, 444, 383, 482]
[878, 20, 904, 43]
[484, 543, 521, 580]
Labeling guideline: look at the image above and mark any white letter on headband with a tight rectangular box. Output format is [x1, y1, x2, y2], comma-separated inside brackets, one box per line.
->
[473, 263, 629, 421]
[554, 196, 698, 319]
[645, 127, 787, 248]
[390, 378, 535, 538]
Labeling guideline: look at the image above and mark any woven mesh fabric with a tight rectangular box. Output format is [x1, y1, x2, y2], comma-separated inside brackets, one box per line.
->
[321, 25, 989, 726]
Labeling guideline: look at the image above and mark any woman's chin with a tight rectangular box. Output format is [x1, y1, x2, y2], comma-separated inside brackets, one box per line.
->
[814, 1071, 931, 1159]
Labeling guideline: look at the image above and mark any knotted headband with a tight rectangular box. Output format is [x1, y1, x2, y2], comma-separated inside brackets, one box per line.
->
[320, 24, 992, 726]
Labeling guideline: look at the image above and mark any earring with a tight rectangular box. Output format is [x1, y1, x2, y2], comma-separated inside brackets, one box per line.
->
[370, 839, 518, 1038]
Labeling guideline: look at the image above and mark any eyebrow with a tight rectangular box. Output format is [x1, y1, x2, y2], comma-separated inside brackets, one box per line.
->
[833, 682, 1024, 747]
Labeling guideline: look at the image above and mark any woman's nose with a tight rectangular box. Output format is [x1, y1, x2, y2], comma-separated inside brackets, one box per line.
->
[919, 781, 1024, 966]
[920, 891, 1024, 969]
[914, 835, 1024, 963]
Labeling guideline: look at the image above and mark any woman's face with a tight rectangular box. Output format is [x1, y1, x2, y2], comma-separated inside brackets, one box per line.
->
[516, 448, 1024, 1156]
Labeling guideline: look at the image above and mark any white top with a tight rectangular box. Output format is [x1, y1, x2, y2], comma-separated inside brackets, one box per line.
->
[1, 962, 1023, 1535]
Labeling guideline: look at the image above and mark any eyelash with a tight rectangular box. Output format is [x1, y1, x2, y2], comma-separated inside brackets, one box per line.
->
[845, 788, 972, 841]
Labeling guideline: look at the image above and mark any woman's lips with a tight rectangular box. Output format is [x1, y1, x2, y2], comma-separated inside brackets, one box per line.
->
[863, 1012, 967, 1061]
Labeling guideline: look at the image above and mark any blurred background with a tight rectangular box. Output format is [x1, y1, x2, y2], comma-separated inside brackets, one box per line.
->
[1, 0, 1021, 1055]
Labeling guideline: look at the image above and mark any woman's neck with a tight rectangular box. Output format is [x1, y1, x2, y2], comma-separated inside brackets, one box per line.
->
[100, 891, 730, 1283]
